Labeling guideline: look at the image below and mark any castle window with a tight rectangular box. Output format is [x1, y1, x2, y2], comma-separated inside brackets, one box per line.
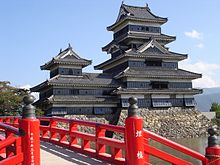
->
[69, 69, 73, 75]
[170, 94, 176, 99]
[131, 44, 137, 49]
[70, 89, 79, 95]
[152, 100, 172, 107]
[145, 59, 162, 66]
[151, 81, 168, 89]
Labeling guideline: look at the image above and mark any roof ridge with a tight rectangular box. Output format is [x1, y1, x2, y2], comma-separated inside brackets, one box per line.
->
[55, 44, 81, 60]
[138, 39, 169, 54]
[122, 3, 149, 9]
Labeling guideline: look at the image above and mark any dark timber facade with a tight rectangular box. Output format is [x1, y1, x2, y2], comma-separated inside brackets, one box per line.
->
[31, 3, 202, 116]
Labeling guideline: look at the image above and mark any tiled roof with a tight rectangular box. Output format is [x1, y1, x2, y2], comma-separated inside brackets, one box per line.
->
[94, 51, 187, 70]
[107, 4, 167, 31]
[113, 88, 202, 95]
[122, 4, 166, 20]
[114, 68, 202, 80]
[41, 45, 91, 70]
[30, 80, 49, 92]
[135, 39, 187, 58]
[47, 95, 119, 104]
[126, 51, 187, 61]
[31, 73, 120, 92]
[124, 32, 176, 43]
[49, 73, 119, 87]
[102, 33, 176, 51]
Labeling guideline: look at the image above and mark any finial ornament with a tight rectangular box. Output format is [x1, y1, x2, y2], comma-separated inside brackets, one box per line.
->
[146, 3, 150, 11]
[122, 1, 124, 5]
[207, 127, 219, 147]
[60, 48, 62, 53]
[68, 43, 72, 49]
[128, 97, 139, 117]
[22, 94, 36, 118]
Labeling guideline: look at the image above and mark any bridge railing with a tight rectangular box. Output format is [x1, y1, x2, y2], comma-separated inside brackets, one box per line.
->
[143, 130, 208, 165]
[0, 95, 40, 165]
[0, 95, 220, 165]
[39, 116, 126, 164]
[126, 97, 219, 165]
[0, 116, 20, 128]
[0, 123, 23, 165]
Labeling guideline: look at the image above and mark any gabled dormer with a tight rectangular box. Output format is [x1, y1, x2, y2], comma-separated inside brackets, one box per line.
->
[40, 44, 92, 78]
[137, 39, 169, 54]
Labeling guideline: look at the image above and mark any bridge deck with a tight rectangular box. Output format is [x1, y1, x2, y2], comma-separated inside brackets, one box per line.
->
[40, 141, 111, 165]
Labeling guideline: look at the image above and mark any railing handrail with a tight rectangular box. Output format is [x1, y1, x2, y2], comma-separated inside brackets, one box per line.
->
[40, 117, 125, 133]
[0, 116, 21, 119]
[0, 123, 24, 165]
[143, 129, 208, 164]
[0, 123, 20, 135]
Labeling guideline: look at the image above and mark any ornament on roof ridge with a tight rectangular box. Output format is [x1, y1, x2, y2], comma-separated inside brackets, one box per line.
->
[68, 43, 72, 49]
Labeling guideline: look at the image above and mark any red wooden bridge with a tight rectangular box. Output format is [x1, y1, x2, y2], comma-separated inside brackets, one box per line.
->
[0, 95, 219, 165]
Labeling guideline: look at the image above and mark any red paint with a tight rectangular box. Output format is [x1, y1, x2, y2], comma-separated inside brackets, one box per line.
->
[143, 130, 208, 164]
[0, 122, 23, 164]
[40, 117, 126, 164]
[206, 147, 220, 165]
[19, 118, 40, 165]
[1, 116, 220, 165]
[125, 116, 144, 165]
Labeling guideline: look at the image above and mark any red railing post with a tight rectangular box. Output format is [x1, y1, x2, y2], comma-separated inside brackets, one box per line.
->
[69, 121, 78, 146]
[19, 95, 40, 165]
[5, 130, 15, 157]
[205, 127, 220, 165]
[13, 117, 19, 127]
[50, 118, 57, 141]
[125, 97, 144, 165]
[96, 124, 106, 156]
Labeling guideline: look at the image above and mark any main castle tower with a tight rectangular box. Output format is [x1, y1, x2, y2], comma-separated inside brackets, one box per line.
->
[31, 3, 202, 116]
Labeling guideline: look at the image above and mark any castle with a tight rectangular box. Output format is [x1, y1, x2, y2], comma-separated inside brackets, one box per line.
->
[31, 3, 202, 116]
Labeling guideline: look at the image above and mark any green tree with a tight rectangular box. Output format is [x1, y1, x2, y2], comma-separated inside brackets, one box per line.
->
[210, 102, 220, 112]
[210, 102, 220, 122]
[0, 81, 44, 116]
[0, 81, 28, 116]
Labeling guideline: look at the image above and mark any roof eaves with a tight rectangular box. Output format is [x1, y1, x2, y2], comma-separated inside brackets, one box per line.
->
[107, 16, 167, 31]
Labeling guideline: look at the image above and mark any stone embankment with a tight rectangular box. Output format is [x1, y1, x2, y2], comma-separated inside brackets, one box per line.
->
[65, 107, 216, 138]
[119, 107, 215, 138]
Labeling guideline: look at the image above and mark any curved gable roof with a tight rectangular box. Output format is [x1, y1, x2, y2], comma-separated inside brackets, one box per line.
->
[41, 44, 91, 70]
[107, 3, 167, 31]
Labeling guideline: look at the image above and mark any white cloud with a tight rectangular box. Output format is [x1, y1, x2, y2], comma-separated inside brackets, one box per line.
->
[19, 84, 31, 90]
[184, 30, 202, 40]
[31, 92, 39, 100]
[179, 60, 220, 88]
[196, 43, 204, 49]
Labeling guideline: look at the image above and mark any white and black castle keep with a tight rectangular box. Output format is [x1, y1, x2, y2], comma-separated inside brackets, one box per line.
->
[31, 3, 202, 116]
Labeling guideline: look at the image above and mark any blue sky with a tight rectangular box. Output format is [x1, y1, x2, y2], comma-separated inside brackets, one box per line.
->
[0, 0, 220, 89]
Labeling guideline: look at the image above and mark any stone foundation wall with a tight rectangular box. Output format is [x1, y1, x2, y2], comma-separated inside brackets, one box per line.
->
[65, 107, 215, 138]
[118, 107, 215, 138]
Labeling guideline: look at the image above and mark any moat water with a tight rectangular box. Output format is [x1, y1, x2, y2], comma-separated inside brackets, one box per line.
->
[150, 136, 207, 165]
